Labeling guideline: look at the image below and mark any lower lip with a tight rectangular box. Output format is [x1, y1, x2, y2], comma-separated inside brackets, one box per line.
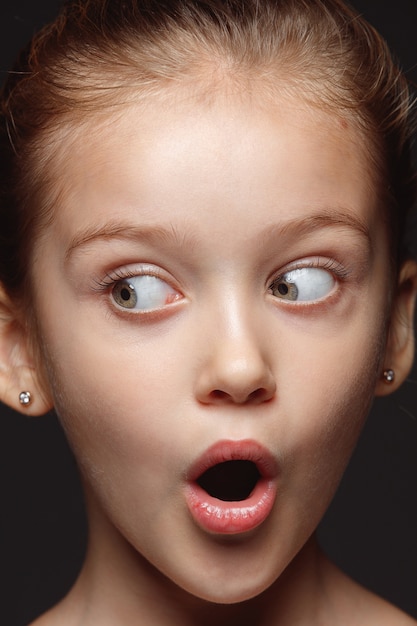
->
[185, 478, 277, 535]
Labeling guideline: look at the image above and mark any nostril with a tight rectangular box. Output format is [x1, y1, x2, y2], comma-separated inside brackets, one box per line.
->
[210, 389, 230, 402]
[248, 387, 271, 403]
[208, 387, 274, 404]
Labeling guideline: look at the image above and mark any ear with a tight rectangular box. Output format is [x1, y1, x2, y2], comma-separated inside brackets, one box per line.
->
[0, 285, 53, 416]
[375, 260, 417, 396]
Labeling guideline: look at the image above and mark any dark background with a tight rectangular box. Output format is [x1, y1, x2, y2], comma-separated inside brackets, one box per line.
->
[1, 1, 416, 624]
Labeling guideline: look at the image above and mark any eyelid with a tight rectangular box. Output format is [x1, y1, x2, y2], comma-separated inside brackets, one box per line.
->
[93, 264, 177, 292]
[268, 257, 350, 284]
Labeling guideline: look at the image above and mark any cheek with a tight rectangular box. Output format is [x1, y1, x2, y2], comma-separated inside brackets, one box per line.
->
[279, 308, 385, 476]
[269, 379, 377, 557]
[39, 326, 183, 489]
[47, 356, 170, 468]
[45, 355, 182, 550]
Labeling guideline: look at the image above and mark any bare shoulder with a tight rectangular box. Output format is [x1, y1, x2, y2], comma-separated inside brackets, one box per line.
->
[352, 587, 417, 626]
[29, 611, 59, 626]
[361, 590, 417, 626]
[321, 556, 417, 625]
[29, 607, 70, 626]
[28, 596, 81, 626]
[29, 614, 51, 626]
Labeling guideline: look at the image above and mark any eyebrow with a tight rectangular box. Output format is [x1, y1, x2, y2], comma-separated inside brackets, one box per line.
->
[65, 222, 197, 263]
[65, 208, 372, 262]
[257, 209, 372, 248]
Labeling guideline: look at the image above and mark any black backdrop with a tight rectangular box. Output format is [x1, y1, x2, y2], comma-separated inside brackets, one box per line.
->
[0, 1, 416, 624]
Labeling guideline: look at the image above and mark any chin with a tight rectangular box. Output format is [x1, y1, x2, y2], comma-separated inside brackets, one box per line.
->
[174, 564, 278, 605]
[198, 586, 269, 605]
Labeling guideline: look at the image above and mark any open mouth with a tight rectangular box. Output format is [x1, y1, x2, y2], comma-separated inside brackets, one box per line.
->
[185, 440, 278, 534]
[197, 460, 261, 502]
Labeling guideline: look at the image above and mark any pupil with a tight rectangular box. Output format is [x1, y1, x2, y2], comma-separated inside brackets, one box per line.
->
[121, 286, 131, 301]
[278, 283, 289, 295]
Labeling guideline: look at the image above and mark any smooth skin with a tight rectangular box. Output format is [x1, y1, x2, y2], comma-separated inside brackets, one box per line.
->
[0, 88, 416, 625]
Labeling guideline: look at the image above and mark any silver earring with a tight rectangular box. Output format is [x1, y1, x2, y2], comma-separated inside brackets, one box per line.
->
[382, 369, 395, 384]
[19, 391, 32, 406]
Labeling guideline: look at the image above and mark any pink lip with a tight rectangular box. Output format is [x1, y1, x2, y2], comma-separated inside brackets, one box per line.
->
[185, 440, 278, 535]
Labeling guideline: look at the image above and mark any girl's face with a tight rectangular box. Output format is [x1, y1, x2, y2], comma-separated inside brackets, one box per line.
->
[31, 91, 393, 602]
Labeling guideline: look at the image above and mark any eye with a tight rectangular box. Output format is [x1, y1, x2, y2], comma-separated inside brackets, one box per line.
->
[112, 275, 181, 310]
[269, 267, 335, 302]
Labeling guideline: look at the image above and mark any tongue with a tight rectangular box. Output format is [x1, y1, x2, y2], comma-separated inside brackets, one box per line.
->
[197, 460, 260, 502]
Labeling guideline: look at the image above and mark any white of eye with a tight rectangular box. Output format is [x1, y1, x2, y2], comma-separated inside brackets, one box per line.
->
[112, 275, 179, 310]
[270, 267, 335, 302]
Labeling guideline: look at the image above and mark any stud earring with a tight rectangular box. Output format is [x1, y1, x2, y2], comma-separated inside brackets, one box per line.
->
[382, 369, 395, 384]
[19, 391, 32, 406]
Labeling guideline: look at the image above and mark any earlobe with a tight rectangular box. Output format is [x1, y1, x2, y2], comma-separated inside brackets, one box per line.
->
[375, 260, 417, 397]
[0, 285, 53, 416]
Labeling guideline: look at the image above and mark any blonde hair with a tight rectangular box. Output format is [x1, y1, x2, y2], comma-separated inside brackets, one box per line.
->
[0, 0, 415, 299]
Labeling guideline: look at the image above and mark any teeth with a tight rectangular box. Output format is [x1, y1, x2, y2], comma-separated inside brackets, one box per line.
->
[197, 460, 261, 502]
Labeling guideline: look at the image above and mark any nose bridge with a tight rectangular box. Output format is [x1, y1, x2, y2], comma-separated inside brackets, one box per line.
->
[195, 289, 276, 405]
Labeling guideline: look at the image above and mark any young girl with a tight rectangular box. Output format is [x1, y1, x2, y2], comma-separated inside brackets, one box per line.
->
[1, 0, 416, 624]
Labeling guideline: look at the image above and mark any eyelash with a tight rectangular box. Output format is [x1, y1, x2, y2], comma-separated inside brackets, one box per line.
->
[274, 257, 350, 281]
[93, 266, 167, 292]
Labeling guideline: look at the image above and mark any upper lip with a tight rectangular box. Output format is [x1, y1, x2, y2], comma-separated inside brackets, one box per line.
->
[186, 439, 279, 482]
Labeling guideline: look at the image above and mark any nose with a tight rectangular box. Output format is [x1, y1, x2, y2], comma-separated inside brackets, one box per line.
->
[194, 310, 276, 406]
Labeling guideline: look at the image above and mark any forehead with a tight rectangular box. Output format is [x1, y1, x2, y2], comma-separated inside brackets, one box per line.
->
[40, 88, 379, 249]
